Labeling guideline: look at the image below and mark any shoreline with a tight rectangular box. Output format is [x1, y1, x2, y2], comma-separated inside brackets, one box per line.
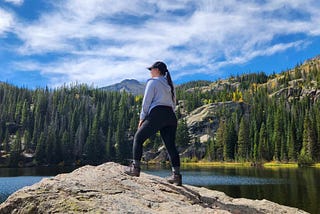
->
[145, 160, 320, 168]
[182, 161, 320, 168]
[1, 161, 320, 169]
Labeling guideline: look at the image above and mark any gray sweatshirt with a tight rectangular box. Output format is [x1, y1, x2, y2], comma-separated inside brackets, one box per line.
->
[140, 76, 176, 120]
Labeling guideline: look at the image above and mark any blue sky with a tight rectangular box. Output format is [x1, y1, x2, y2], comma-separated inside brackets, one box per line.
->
[1, 0, 320, 88]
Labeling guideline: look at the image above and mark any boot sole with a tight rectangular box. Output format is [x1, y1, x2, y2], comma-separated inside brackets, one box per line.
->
[124, 171, 140, 177]
[167, 180, 182, 186]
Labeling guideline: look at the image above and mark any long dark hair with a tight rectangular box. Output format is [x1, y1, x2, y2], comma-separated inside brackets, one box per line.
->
[160, 67, 175, 102]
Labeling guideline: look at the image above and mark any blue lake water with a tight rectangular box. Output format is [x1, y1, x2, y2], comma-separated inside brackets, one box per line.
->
[0, 166, 75, 204]
[144, 165, 319, 214]
[0, 165, 319, 214]
[146, 169, 284, 186]
[0, 176, 46, 202]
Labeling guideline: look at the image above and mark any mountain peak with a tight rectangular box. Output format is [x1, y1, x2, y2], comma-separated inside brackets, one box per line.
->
[101, 79, 145, 95]
[120, 79, 140, 84]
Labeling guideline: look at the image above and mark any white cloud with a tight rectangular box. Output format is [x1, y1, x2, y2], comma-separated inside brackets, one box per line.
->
[7, 0, 320, 86]
[4, 0, 24, 6]
[14, 57, 148, 87]
[0, 8, 14, 35]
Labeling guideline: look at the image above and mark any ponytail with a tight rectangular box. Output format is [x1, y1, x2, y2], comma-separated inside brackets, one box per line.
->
[151, 61, 175, 102]
[165, 71, 175, 102]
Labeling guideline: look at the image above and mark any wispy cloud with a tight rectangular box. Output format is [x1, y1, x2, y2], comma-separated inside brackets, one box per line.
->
[3, 0, 320, 86]
[4, 0, 24, 6]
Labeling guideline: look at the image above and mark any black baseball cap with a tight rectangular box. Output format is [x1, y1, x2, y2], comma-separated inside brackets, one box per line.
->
[147, 61, 167, 72]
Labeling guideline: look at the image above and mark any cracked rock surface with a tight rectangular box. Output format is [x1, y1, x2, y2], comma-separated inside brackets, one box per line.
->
[0, 162, 308, 214]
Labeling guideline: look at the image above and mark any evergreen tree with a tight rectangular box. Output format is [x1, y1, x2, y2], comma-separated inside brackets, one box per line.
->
[23, 130, 31, 151]
[216, 118, 226, 161]
[259, 123, 271, 161]
[106, 126, 114, 160]
[84, 113, 104, 163]
[273, 109, 283, 161]
[45, 127, 56, 164]
[237, 117, 249, 161]
[300, 111, 317, 161]
[266, 108, 274, 155]
[287, 122, 297, 161]
[61, 131, 72, 163]
[74, 122, 85, 160]
[249, 120, 258, 160]
[280, 136, 288, 162]
[115, 93, 129, 162]
[35, 132, 46, 164]
[310, 108, 319, 161]
[317, 106, 320, 161]
[205, 137, 215, 161]
[10, 131, 22, 166]
[21, 100, 29, 128]
[176, 118, 190, 148]
[224, 119, 236, 161]
[253, 142, 258, 162]
[2, 129, 10, 152]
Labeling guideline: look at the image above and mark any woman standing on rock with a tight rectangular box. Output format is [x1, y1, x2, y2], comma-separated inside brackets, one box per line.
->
[125, 61, 182, 186]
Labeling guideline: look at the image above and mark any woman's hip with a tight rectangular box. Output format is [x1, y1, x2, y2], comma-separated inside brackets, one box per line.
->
[147, 105, 177, 126]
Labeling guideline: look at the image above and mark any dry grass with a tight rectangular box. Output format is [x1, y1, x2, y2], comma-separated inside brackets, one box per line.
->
[263, 162, 298, 168]
[181, 161, 252, 168]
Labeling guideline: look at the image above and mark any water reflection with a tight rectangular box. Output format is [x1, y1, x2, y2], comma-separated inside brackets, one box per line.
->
[144, 165, 319, 214]
[0, 166, 76, 203]
[145, 170, 284, 186]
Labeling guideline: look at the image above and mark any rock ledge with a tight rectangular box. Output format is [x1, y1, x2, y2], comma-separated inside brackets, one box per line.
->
[0, 162, 308, 213]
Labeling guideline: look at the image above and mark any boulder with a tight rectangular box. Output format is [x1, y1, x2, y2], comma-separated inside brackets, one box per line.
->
[142, 150, 160, 162]
[152, 146, 168, 163]
[0, 162, 307, 214]
[200, 134, 211, 143]
[180, 143, 207, 160]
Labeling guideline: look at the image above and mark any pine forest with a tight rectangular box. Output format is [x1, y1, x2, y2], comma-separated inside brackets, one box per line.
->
[1, 57, 320, 167]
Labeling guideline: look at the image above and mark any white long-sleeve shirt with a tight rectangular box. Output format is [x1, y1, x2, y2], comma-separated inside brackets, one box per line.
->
[140, 76, 176, 120]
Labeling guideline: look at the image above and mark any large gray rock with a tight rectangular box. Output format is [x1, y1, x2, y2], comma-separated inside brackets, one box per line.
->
[0, 162, 308, 214]
[269, 86, 320, 101]
[186, 101, 250, 138]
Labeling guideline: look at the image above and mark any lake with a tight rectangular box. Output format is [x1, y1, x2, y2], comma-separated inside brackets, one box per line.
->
[0, 165, 319, 214]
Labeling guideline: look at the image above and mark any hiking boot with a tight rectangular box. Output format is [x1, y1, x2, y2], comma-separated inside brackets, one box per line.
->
[167, 173, 182, 186]
[124, 163, 140, 177]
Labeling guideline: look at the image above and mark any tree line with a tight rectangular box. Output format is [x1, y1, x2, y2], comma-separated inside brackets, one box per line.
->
[0, 83, 141, 166]
[1, 60, 320, 167]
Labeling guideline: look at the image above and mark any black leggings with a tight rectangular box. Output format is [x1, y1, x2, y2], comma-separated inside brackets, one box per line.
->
[133, 105, 180, 167]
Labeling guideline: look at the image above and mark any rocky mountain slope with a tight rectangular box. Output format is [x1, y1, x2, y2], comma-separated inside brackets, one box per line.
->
[0, 162, 307, 214]
[185, 55, 320, 100]
[101, 79, 145, 95]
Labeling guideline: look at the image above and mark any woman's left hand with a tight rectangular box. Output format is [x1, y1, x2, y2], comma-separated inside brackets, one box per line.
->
[138, 120, 144, 128]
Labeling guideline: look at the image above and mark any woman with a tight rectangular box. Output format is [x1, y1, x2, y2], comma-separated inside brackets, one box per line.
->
[125, 61, 182, 186]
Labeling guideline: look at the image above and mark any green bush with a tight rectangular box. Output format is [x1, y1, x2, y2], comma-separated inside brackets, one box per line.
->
[298, 154, 314, 167]
[181, 157, 191, 163]
[191, 156, 199, 162]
